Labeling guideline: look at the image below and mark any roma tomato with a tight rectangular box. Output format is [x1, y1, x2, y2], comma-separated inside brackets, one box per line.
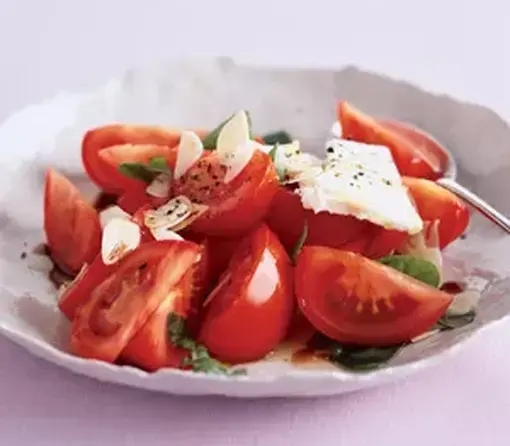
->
[172, 150, 279, 237]
[44, 168, 101, 273]
[82, 125, 208, 194]
[266, 187, 405, 258]
[58, 256, 115, 320]
[295, 246, 453, 346]
[70, 240, 201, 363]
[403, 176, 470, 249]
[198, 224, 294, 363]
[338, 101, 442, 180]
[121, 270, 194, 371]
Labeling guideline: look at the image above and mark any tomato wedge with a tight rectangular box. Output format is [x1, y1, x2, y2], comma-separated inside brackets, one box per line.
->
[198, 224, 294, 363]
[172, 150, 279, 237]
[404, 176, 470, 249]
[58, 256, 115, 320]
[295, 246, 453, 346]
[70, 240, 201, 363]
[121, 270, 194, 371]
[266, 187, 406, 258]
[82, 125, 208, 194]
[44, 168, 101, 273]
[338, 101, 442, 180]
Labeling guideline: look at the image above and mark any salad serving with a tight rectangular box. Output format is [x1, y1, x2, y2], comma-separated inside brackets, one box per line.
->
[38, 101, 478, 375]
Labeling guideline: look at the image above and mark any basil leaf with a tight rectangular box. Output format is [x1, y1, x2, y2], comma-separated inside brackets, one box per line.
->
[118, 162, 155, 183]
[378, 254, 440, 288]
[148, 156, 171, 173]
[167, 313, 246, 376]
[201, 111, 253, 151]
[436, 310, 476, 330]
[291, 221, 308, 263]
[267, 143, 279, 162]
[118, 157, 171, 184]
[329, 343, 403, 372]
[261, 131, 293, 145]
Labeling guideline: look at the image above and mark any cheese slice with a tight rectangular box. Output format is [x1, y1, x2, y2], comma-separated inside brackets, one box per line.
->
[297, 138, 423, 234]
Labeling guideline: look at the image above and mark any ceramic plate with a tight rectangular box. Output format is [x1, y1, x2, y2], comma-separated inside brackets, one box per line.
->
[1, 58, 510, 398]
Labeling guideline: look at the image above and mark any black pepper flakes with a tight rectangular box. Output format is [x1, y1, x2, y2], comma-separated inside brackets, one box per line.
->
[20, 252, 27, 260]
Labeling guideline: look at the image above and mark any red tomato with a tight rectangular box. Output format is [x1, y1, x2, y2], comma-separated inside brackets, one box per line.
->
[58, 256, 115, 320]
[70, 240, 201, 363]
[172, 150, 279, 237]
[121, 270, 194, 371]
[82, 125, 209, 194]
[266, 187, 405, 258]
[404, 176, 470, 249]
[116, 185, 168, 215]
[44, 168, 101, 273]
[338, 101, 443, 180]
[198, 224, 294, 363]
[295, 246, 453, 346]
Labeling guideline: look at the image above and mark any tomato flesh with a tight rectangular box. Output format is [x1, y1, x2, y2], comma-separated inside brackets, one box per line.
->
[404, 176, 470, 249]
[70, 240, 201, 363]
[44, 168, 101, 273]
[172, 150, 279, 237]
[338, 101, 442, 180]
[295, 246, 453, 346]
[198, 224, 294, 363]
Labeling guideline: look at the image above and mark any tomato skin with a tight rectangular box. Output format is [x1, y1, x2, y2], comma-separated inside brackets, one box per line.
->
[172, 150, 279, 237]
[58, 256, 115, 320]
[44, 168, 101, 274]
[338, 101, 442, 180]
[198, 224, 294, 363]
[295, 246, 453, 346]
[70, 240, 201, 363]
[403, 176, 470, 249]
[266, 187, 404, 258]
[120, 270, 194, 371]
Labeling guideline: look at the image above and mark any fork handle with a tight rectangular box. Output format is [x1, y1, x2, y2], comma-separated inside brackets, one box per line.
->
[437, 177, 510, 233]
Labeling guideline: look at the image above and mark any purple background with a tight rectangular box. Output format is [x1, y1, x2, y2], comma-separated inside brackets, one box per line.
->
[2, 1, 510, 444]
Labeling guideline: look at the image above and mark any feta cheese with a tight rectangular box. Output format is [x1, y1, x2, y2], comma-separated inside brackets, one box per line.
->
[272, 140, 322, 184]
[297, 139, 423, 234]
[99, 205, 131, 229]
[101, 218, 141, 265]
[216, 110, 261, 183]
[174, 131, 204, 180]
[329, 121, 343, 138]
[146, 172, 172, 198]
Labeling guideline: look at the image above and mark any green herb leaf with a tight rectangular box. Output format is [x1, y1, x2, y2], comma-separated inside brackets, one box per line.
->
[167, 313, 246, 376]
[436, 310, 476, 330]
[118, 157, 171, 184]
[201, 111, 253, 151]
[291, 221, 308, 263]
[329, 343, 404, 372]
[378, 254, 440, 288]
[261, 131, 293, 145]
[267, 142, 279, 162]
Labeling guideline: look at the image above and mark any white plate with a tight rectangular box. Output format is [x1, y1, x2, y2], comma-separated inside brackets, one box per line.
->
[1, 57, 510, 398]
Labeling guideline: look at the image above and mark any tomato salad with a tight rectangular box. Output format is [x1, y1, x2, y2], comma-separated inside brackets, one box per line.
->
[42, 103, 475, 374]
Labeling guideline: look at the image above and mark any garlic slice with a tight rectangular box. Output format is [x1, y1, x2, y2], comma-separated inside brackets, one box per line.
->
[216, 111, 261, 183]
[446, 290, 481, 316]
[149, 226, 185, 241]
[144, 195, 208, 233]
[99, 205, 131, 229]
[174, 131, 204, 180]
[273, 140, 322, 185]
[146, 172, 172, 198]
[101, 218, 141, 265]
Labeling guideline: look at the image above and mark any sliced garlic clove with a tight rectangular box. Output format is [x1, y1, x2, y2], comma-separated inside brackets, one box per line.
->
[144, 195, 194, 230]
[446, 289, 481, 316]
[174, 131, 204, 180]
[146, 172, 172, 198]
[222, 140, 261, 183]
[149, 225, 185, 241]
[101, 218, 141, 265]
[216, 110, 250, 158]
[170, 202, 209, 232]
[99, 205, 132, 229]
